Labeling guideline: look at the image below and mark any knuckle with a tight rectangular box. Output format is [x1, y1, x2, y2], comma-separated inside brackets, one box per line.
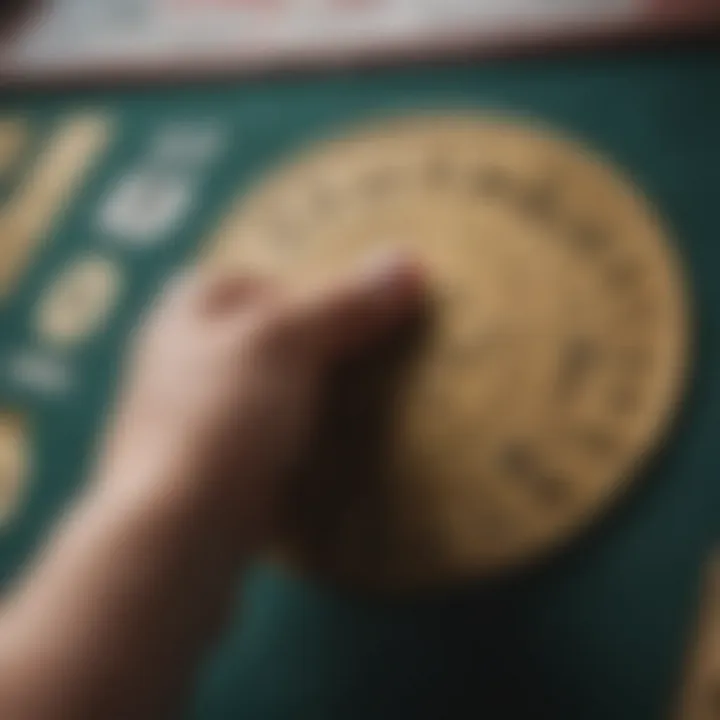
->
[248, 300, 296, 351]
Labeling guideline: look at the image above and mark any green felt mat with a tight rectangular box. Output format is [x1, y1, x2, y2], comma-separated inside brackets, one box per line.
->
[0, 47, 719, 719]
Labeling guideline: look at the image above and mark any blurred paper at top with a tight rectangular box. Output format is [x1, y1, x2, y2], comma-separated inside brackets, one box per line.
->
[1, 0, 719, 85]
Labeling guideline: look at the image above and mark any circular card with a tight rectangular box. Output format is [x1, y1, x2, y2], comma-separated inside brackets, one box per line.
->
[208, 115, 690, 590]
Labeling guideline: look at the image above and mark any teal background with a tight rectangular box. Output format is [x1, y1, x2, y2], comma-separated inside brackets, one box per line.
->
[1, 46, 719, 719]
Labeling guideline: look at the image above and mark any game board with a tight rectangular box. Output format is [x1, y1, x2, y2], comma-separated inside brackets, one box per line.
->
[0, 48, 719, 719]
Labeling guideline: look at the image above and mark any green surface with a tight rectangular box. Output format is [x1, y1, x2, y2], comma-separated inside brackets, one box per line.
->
[1, 47, 720, 719]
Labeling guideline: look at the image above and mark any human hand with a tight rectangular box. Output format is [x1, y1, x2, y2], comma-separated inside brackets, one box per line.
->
[98, 251, 425, 554]
[0, 251, 424, 720]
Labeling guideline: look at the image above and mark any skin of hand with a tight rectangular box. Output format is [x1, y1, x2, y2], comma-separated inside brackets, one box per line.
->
[0, 250, 425, 720]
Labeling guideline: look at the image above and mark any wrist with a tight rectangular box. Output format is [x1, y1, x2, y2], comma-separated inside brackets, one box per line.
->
[91, 447, 250, 567]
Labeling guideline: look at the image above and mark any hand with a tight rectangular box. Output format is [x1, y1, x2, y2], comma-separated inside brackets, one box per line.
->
[98, 250, 425, 554]
[0, 251, 424, 720]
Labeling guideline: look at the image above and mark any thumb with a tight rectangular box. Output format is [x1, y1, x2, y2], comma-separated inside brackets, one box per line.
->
[291, 249, 427, 362]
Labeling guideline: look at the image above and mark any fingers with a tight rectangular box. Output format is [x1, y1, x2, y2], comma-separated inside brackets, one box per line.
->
[198, 273, 274, 316]
[156, 250, 427, 364]
[288, 249, 427, 362]
[158, 266, 274, 319]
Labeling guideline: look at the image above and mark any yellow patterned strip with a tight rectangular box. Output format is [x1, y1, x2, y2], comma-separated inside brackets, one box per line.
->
[0, 119, 28, 180]
[0, 412, 29, 529]
[0, 114, 113, 299]
[676, 558, 720, 720]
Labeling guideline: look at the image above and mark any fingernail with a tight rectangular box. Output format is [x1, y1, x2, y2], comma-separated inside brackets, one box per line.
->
[357, 248, 425, 297]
